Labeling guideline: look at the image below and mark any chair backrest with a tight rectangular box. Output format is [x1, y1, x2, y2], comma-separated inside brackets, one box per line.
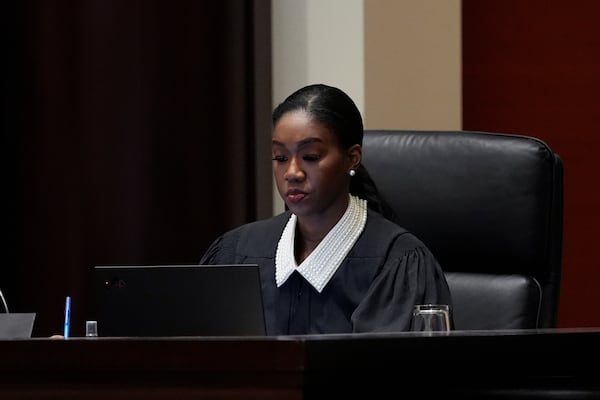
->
[362, 130, 563, 330]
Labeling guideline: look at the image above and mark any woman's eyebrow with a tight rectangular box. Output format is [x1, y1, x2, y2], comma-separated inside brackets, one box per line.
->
[272, 137, 323, 147]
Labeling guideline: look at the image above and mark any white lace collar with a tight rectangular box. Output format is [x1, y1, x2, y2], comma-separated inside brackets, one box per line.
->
[275, 195, 368, 293]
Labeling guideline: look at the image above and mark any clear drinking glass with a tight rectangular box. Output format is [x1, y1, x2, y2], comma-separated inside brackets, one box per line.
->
[410, 304, 451, 333]
[85, 320, 98, 337]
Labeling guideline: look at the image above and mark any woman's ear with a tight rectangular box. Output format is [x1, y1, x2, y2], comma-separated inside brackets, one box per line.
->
[348, 144, 362, 170]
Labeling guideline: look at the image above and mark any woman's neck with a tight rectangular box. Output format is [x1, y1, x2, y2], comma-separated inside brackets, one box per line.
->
[293, 198, 350, 263]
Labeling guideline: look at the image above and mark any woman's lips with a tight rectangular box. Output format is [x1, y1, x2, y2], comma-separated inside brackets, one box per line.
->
[286, 190, 306, 203]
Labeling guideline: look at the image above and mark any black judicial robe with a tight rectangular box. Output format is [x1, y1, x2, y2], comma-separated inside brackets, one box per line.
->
[200, 210, 452, 335]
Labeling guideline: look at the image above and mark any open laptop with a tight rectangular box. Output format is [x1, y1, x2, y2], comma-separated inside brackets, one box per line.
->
[0, 313, 36, 339]
[93, 264, 266, 337]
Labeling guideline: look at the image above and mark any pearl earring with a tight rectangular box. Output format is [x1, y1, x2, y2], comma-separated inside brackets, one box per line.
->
[349, 169, 356, 177]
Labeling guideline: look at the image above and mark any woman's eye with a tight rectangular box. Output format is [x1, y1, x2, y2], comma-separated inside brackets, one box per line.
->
[303, 154, 320, 162]
[272, 155, 287, 162]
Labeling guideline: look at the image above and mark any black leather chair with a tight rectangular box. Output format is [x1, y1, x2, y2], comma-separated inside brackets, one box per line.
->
[362, 130, 563, 330]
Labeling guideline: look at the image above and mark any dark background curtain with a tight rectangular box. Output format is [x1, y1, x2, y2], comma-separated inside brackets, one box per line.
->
[0, 0, 272, 337]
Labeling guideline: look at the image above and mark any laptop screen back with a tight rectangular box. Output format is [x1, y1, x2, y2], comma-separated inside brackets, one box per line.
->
[0, 313, 36, 339]
[93, 264, 266, 337]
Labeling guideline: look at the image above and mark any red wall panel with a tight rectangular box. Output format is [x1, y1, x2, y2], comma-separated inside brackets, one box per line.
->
[463, 0, 600, 327]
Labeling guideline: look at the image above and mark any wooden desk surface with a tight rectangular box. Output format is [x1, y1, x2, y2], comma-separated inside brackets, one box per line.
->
[1, 328, 599, 399]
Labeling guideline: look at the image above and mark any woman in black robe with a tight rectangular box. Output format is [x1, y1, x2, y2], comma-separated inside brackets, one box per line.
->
[200, 84, 452, 335]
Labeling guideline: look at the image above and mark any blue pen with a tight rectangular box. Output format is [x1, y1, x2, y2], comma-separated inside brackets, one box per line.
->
[63, 296, 71, 339]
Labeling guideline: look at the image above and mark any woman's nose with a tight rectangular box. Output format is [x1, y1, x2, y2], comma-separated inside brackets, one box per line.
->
[284, 158, 305, 181]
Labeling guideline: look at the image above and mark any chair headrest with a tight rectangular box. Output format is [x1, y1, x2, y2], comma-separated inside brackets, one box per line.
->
[362, 130, 563, 279]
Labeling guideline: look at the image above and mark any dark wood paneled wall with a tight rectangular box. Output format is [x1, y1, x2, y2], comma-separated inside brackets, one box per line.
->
[463, 0, 600, 327]
[0, 0, 271, 336]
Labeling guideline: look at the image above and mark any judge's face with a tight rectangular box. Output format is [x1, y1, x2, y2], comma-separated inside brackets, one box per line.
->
[271, 111, 352, 221]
